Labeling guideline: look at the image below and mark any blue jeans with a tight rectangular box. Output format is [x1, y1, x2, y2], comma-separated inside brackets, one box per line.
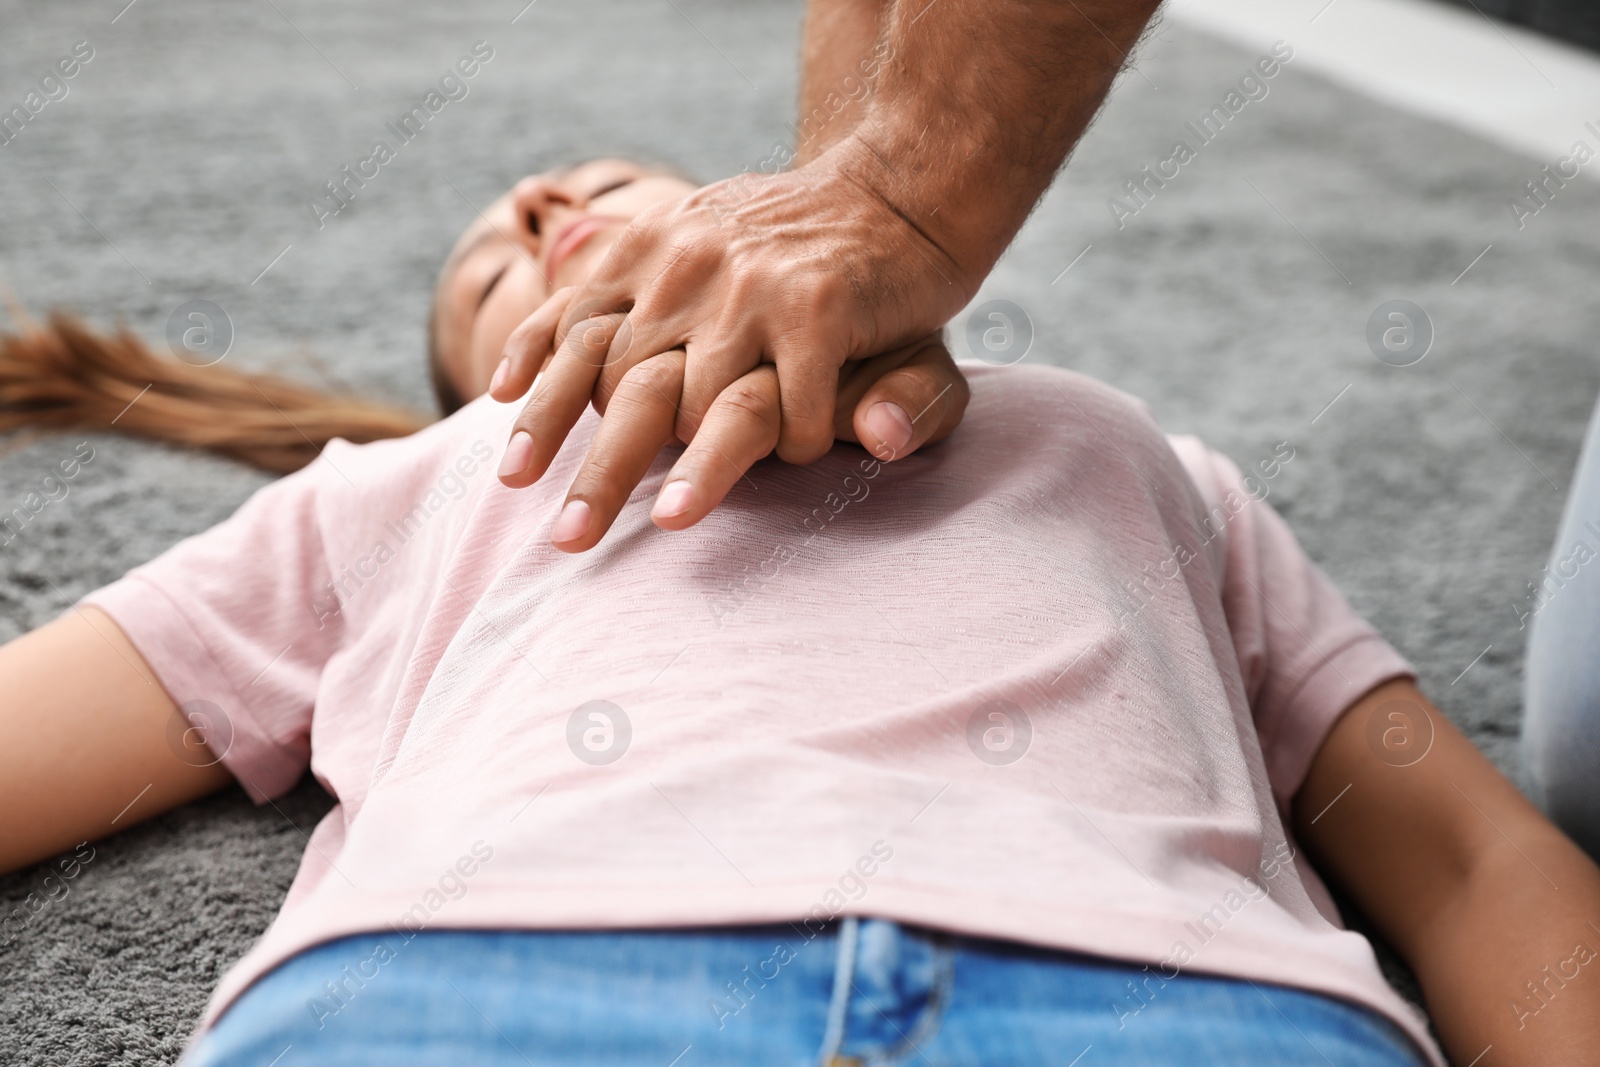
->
[1526, 392, 1600, 859]
[185, 919, 1428, 1066]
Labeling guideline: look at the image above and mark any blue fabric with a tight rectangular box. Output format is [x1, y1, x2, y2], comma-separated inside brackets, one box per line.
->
[185, 919, 1428, 1066]
[1525, 390, 1600, 860]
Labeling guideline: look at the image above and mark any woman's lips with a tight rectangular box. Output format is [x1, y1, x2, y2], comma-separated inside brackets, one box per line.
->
[546, 216, 613, 279]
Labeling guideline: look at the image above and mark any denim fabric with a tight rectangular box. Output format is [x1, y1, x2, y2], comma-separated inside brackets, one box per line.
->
[1525, 391, 1600, 860]
[186, 918, 1428, 1066]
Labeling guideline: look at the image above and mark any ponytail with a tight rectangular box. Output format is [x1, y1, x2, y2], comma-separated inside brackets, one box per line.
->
[0, 312, 430, 474]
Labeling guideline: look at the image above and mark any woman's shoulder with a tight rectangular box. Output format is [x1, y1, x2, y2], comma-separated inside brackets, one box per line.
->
[957, 363, 1254, 498]
[315, 392, 516, 487]
[957, 362, 1161, 430]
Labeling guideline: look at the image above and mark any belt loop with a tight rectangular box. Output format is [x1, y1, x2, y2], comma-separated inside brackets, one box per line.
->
[817, 916, 860, 1064]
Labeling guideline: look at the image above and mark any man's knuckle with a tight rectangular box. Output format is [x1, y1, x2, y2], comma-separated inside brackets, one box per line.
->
[667, 231, 725, 274]
[805, 271, 853, 317]
[664, 233, 703, 266]
[726, 262, 776, 305]
[620, 356, 682, 397]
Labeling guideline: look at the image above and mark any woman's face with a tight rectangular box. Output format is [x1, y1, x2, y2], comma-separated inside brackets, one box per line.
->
[432, 158, 697, 404]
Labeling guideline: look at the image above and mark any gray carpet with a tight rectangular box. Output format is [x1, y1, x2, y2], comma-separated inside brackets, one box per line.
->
[2, 0, 1597, 1061]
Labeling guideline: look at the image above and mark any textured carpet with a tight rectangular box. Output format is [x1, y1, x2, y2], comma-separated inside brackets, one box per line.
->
[2, 0, 1597, 1062]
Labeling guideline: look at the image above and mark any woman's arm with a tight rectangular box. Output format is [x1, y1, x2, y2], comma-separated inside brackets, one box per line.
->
[1295, 678, 1600, 1065]
[0, 606, 232, 875]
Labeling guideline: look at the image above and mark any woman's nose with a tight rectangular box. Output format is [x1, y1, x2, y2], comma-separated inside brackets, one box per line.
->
[510, 176, 574, 240]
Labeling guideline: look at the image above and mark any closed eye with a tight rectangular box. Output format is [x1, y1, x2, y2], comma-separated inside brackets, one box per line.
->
[590, 177, 635, 199]
[477, 263, 510, 310]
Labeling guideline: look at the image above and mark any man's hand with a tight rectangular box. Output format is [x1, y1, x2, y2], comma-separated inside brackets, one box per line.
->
[496, 149, 973, 488]
[494, 0, 1160, 546]
[491, 316, 968, 551]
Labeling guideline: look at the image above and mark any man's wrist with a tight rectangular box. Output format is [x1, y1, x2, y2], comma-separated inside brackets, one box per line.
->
[810, 0, 1163, 288]
[824, 115, 1010, 288]
[802, 134, 983, 328]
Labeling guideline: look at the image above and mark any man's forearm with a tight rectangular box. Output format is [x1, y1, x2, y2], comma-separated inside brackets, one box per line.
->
[817, 0, 1162, 286]
[795, 0, 892, 164]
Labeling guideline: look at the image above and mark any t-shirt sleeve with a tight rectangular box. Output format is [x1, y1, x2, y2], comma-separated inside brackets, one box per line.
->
[1167, 436, 1416, 814]
[80, 456, 348, 803]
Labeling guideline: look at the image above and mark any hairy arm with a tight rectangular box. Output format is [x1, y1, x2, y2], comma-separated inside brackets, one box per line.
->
[794, 0, 891, 164]
[825, 0, 1162, 292]
[1295, 678, 1600, 1065]
[0, 608, 231, 875]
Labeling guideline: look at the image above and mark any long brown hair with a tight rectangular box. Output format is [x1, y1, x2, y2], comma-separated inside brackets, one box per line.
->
[0, 311, 431, 474]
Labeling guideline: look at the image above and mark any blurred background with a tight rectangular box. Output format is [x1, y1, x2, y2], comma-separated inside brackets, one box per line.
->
[1, 0, 1596, 1060]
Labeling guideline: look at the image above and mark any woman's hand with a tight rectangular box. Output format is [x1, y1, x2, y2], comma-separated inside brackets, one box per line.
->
[490, 305, 968, 553]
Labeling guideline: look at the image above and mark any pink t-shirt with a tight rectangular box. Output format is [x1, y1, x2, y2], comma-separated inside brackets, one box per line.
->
[85, 365, 1440, 1063]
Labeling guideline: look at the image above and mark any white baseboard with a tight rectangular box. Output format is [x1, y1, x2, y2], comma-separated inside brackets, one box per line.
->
[1166, 0, 1600, 179]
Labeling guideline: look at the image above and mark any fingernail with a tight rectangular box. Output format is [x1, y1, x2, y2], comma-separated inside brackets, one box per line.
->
[551, 498, 591, 543]
[498, 431, 533, 478]
[652, 479, 695, 520]
[865, 401, 913, 458]
[489, 357, 511, 394]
